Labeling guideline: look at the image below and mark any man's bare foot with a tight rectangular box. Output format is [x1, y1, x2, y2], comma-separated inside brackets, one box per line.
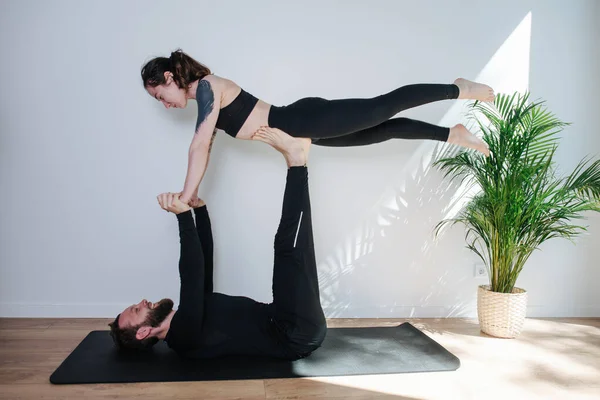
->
[454, 78, 495, 102]
[447, 124, 490, 156]
[252, 126, 310, 167]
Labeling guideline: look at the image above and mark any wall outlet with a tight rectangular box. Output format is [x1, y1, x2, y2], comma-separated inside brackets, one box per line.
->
[474, 262, 487, 278]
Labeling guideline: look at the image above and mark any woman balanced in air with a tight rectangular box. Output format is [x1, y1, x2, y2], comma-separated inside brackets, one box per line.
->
[141, 49, 494, 204]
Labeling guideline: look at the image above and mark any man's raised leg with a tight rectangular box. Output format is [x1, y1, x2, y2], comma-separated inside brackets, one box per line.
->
[253, 127, 327, 357]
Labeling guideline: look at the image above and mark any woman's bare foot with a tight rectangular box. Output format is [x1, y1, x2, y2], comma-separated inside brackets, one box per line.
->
[454, 78, 495, 102]
[447, 124, 490, 156]
[252, 126, 311, 167]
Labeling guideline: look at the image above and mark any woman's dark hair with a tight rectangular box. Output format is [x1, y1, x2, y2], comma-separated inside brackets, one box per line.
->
[141, 49, 211, 89]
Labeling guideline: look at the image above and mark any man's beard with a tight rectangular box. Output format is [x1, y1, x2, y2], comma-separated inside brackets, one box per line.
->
[144, 298, 174, 327]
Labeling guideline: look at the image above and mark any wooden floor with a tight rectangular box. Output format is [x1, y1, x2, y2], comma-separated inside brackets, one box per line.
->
[0, 317, 599, 400]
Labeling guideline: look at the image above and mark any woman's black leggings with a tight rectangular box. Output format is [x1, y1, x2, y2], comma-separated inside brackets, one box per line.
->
[268, 83, 459, 146]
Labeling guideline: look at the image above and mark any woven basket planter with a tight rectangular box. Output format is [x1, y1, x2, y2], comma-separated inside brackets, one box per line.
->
[477, 284, 528, 338]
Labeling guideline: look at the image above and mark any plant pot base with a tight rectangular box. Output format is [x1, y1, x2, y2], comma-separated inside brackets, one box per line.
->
[477, 285, 527, 338]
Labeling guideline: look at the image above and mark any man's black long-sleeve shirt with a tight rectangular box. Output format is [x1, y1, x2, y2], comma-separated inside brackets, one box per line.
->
[163, 207, 293, 360]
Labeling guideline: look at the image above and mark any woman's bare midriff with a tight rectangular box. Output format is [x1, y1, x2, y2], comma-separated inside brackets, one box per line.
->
[214, 75, 272, 140]
[235, 100, 271, 139]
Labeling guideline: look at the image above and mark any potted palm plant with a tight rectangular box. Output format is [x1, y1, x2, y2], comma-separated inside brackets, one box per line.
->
[434, 92, 600, 338]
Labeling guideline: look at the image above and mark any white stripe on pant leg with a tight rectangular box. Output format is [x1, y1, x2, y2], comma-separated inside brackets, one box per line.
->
[293, 211, 303, 248]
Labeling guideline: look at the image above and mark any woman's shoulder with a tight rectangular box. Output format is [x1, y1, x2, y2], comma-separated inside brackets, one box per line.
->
[201, 74, 242, 105]
[201, 74, 239, 89]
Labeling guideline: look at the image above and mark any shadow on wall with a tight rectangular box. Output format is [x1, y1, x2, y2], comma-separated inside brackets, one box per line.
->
[317, 142, 475, 318]
[316, 4, 537, 318]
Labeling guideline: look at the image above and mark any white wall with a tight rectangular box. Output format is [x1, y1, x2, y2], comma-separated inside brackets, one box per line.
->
[1, 0, 598, 318]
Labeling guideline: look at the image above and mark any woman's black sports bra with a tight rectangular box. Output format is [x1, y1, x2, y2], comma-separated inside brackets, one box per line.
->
[215, 89, 259, 137]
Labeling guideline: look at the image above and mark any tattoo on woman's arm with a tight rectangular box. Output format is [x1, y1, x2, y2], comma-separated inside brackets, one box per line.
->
[195, 80, 214, 133]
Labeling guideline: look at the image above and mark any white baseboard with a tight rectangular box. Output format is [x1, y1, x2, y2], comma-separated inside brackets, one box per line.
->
[1, 302, 599, 318]
[321, 304, 600, 318]
[0, 302, 131, 318]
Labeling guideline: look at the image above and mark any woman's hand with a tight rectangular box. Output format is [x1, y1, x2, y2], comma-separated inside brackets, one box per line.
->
[157, 192, 191, 214]
[179, 191, 198, 205]
[188, 196, 206, 208]
[179, 192, 204, 207]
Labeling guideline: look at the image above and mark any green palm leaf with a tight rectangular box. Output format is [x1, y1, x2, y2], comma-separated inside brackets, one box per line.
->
[434, 91, 600, 293]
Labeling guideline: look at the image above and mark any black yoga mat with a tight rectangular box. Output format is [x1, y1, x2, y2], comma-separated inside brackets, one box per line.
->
[50, 322, 460, 384]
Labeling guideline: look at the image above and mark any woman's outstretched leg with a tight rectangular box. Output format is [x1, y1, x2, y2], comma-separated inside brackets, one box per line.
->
[267, 78, 495, 142]
[252, 127, 327, 358]
[312, 118, 490, 156]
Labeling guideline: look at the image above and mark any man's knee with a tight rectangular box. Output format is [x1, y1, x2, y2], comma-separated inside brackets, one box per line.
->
[294, 318, 328, 350]
[311, 319, 328, 347]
